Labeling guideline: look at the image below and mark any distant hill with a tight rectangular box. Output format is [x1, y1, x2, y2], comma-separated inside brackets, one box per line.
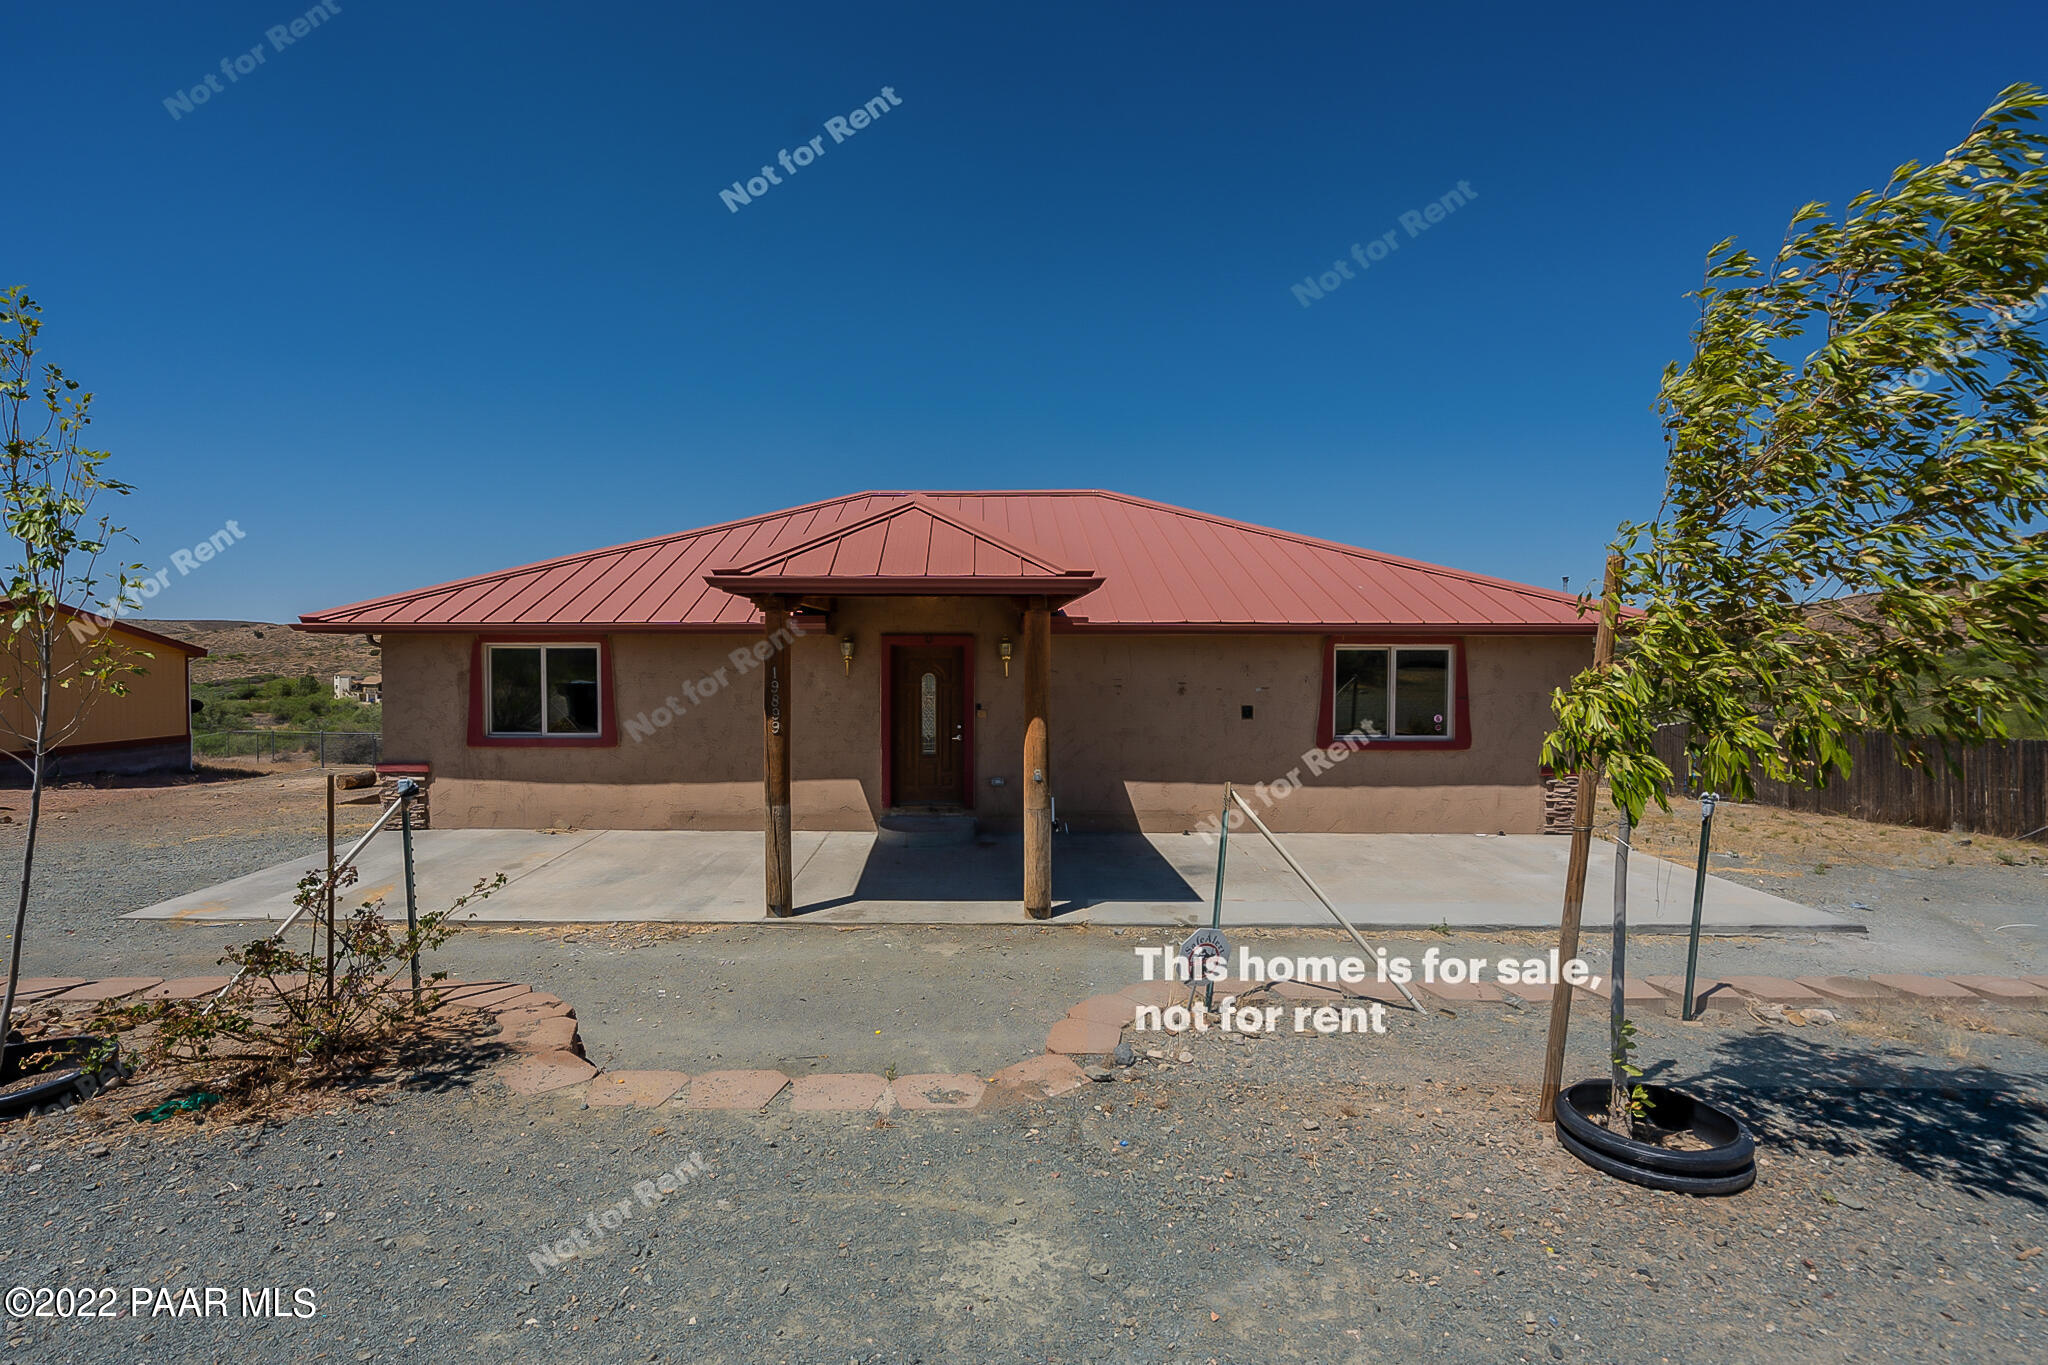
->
[135, 620, 382, 685]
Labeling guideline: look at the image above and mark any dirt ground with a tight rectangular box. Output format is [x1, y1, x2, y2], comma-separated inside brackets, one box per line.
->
[0, 760, 380, 844]
[1629, 793, 2048, 877]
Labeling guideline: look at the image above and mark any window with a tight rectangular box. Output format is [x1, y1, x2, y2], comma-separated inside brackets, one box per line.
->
[1332, 644, 1454, 740]
[486, 644, 601, 737]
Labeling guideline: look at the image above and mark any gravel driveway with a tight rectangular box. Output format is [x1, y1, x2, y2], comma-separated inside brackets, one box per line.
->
[2, 997, 2045, 1363]
[0, 768, 2044, 1361]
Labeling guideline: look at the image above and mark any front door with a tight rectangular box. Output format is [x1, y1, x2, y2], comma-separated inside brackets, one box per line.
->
[890, 644, 967, 807]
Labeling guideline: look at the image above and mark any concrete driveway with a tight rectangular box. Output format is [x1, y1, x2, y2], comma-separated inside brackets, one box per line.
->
[125, 827, 1855, 933]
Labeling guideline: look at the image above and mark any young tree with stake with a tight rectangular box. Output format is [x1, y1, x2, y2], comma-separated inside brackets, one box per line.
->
[0, 288, 147, 1047]
[1540, 85, 2048, 1135]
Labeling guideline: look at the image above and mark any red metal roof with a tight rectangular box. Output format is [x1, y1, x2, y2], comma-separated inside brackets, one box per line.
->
[298, 491, 1596, 634]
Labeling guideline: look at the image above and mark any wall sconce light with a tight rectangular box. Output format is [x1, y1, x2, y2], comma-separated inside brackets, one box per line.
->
[840, 635, 855, 676]
[998, 637, 1013, 677]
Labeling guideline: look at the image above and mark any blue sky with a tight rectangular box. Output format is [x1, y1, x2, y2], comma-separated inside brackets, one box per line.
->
[9, 0, 2044, 620]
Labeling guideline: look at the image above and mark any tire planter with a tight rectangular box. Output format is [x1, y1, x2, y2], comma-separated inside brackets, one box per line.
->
[0, 1034, 122, 1121]
[1554, 1079, 1756, 1195]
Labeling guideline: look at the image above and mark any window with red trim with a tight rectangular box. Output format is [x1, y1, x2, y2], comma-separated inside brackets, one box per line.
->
[1316, 638, 1471, 751]
[467, 638, 617, 747]
[1333, 644, 1453, 740]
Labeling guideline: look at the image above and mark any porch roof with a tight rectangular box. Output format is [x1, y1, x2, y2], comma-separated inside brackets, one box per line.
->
[701, 495, 1103, 603]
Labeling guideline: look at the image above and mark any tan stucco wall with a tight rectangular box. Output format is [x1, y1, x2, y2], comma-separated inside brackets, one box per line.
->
[1053, 633, 1589, 832]
[0, 620, 192, 755]
[382, 614, 1589, 834]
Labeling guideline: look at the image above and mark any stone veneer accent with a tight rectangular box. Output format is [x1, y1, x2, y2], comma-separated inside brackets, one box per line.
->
[1541, 769, 1578, 835]
[375, 773, 430, 829]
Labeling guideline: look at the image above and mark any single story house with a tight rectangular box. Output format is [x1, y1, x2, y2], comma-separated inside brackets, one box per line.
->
[1, 607, 208, 779]
[298, 491, 1596, 916]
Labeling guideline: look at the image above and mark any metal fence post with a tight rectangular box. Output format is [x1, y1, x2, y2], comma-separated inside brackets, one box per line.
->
[319, 731, 327, 768]
[400, 785, 421, 1010]
[1205, 783, 1231, 1012]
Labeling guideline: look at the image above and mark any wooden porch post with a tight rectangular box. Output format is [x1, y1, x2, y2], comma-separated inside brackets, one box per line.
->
[762, 597, 794, 918]
[1022, 597, 1052, 919]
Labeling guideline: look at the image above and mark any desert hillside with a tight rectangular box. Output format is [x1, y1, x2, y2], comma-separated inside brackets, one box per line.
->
[136, 620, 382, 685]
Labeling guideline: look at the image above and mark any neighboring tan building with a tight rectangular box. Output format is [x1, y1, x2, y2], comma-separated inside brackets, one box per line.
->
[332, 673, 383, 703]
[297, 490, 1596, 847]
[1, 609, 208, 778]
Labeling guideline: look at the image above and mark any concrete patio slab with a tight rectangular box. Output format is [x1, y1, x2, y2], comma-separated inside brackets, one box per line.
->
[126, 829, 1855, 934]
[125, 829, 610, 924]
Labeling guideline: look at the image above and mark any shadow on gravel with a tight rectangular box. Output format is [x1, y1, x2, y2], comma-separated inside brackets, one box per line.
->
[396, 1035, 518, 1094]
[1657, 1031, 2048, 1207]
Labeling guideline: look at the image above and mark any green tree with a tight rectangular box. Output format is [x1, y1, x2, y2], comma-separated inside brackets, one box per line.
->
[0, 289, 146, 1046]
[1548, 83, 2048, 817]
[1542, 86, 2048, 1134]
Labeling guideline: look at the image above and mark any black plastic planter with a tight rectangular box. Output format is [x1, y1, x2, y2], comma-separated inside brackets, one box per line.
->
[0, 1034, 121, 1121]
[1555, 1079, 1756, 1194]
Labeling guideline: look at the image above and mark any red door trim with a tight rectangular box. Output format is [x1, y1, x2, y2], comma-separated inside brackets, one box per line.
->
[880, 635, 975, 808]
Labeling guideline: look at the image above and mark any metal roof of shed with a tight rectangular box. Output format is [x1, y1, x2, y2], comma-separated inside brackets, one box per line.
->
[298, 490, 1596, 634]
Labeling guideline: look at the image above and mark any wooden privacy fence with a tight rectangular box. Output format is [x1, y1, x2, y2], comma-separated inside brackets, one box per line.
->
[1652, 726, 2048, 840]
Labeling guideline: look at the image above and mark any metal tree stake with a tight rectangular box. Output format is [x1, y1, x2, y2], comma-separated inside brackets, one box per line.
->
[1681, 792, 1719, 1022]
[1606, 811, 1633, 1135]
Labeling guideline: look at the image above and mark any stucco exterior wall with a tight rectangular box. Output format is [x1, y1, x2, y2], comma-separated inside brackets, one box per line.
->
[381, 615, 1588, 834]
[1051, 633, 1588, 832]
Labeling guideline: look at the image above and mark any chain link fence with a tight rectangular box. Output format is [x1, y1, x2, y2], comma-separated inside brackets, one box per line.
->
[195, 730, 382, 767]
